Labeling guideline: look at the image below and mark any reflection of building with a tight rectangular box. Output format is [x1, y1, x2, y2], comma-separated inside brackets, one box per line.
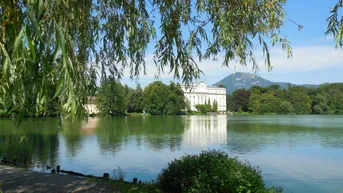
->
[81, 117, 99, 135]
[181, 82, 226, 112]
[183, 115, 227, 148]
[85, 96, 100, 115]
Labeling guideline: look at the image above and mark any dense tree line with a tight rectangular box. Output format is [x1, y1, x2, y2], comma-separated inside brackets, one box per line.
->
[227, 83, 343, 115]
[96, 80, 186, 116]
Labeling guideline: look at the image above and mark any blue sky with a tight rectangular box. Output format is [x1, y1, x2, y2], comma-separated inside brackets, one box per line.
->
[121, 0, 343, 88]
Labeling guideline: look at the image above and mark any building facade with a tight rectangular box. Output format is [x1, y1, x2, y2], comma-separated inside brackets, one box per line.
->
[181, 82, 226, 112]
[84, 96, 100, 115]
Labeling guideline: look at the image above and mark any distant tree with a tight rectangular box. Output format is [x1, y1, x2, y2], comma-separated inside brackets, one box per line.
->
[144, 81, 170, 115]
[248, 90, 262, 113]
[144, 81, 186, 115]
[218, 84, 226, 88]
[278, 101, 294, 114]
[313, 105, 323, 114]
[317, 83, 343, 114]
[250, 86, 268, 94]
[226, 95, 235, 112]
[287, 86, 312, 114]
[207, 99, 212, 111]
[256, 93, 282, 114]
[310, 94, 329, 114]
[195, 104, 208, 114]
[212, 100, 218, 112]
[267, 84, 281, 91]
[126, 84, 144, 113]
[166, 82, 186, 115]
[96, 79, 126, 116]
[233, 89, 251, 112]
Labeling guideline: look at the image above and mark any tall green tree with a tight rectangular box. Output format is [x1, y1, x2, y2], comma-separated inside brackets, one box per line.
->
[226, 95, 235, 112]
[212, 100, 218, 112]
[96, 79, 126, 116]
[166, 82, 186, 115]
[287, 86, 312, 114]
[278, 101, 294, 114]
[126, 84, 145, 113]
[233, 89, 251, 112]
[144, 81, 185, 115]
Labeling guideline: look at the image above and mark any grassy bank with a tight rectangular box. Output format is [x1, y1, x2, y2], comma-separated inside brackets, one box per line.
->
[89, 179, 161, 193]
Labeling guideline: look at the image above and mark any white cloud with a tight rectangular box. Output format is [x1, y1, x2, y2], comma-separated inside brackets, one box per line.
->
[263, 45, 343, 73]
[120, 45, 343, 86]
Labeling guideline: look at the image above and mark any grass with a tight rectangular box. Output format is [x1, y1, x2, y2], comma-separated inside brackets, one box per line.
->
[89, 178, 162, 193]
[126, 113, 150, 117]
[233, 111, 252, 115]
[186, 111, 205, 115]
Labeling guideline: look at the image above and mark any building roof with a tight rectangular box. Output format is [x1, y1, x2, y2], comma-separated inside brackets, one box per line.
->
[181, 81, 225, 89]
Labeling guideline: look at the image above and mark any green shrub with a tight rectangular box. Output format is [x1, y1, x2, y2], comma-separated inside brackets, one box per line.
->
[194, 104, 209, 114]
[157, 150, 282, 193]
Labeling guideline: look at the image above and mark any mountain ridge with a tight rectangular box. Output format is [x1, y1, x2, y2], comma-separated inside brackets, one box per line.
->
[213, 72, 319, 94]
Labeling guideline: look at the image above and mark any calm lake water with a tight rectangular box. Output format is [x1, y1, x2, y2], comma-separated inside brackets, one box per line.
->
[1, 115, 343, 193]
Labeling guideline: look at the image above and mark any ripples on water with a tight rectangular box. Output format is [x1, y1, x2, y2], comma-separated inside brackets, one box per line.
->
[0, 115, 343, 193]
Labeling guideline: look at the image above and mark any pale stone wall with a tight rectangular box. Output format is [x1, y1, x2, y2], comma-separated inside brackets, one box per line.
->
[84, 104, 100, 115]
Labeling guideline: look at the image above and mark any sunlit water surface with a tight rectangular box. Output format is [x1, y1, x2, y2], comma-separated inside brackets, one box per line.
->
[1, 115, 343, 193]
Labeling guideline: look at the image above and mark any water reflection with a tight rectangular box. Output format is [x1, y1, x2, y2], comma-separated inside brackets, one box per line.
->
[225, 118, 343, 154]
[95, 116, 185, 152]
[81, 117, 99, 135]
[1, 116, 343, 193]
[0, 118, 60, 167]
[183, 115, 227, 148]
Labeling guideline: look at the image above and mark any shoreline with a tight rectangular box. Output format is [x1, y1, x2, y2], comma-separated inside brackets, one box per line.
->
[0, 165, 159, 193]
[0, 165, 117, 193]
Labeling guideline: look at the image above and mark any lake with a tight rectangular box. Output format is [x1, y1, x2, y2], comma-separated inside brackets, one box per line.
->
[0, 115, 343, 193]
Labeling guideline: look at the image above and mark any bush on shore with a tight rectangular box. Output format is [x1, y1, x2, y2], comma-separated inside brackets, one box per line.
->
[157, 150, 282, 193]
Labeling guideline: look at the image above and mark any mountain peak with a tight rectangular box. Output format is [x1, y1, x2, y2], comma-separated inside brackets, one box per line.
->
[213, 72, 318, 94]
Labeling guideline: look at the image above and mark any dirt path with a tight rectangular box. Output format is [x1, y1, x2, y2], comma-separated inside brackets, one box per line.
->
[0, 165, 118, 193]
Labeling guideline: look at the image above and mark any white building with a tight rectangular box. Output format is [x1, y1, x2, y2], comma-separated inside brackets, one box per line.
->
[84, 96, 100, 115]
[181, 82, 226, 112]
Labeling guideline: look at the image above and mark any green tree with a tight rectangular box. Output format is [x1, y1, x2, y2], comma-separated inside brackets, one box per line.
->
[233, 89, 251, 112]
[226, 95, 235, 112]
[207, 98, 212, 111]
[96, 80, 126, 116]
[166, 82, 186, 115]
[248, 89, 262, 113]
[212, 100, 218, 112]
[126, 84, 144, 113]
[218, 84, 226, 88]
[257, 93, 282, 114]
[316, 83, 343, 114]
[0, 0, 294, 118]
[144, 81, 186, 115]
[278, 101, 294, 114]
[287, 86, 312, 114]
[195, 104, 208, 114]
[310, 94, 329, 114]
[313, 105, 323, 114]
